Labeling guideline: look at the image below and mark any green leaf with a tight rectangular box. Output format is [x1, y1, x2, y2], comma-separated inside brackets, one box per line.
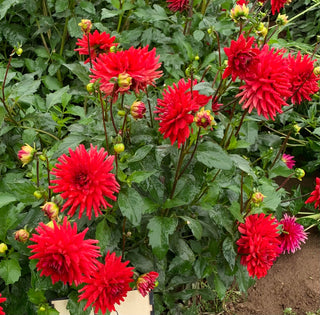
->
[0, 193, 16, 209]
[193, 30, 204, 41]
[0, 0, 22, 20]
[229, 201, 244, 223]
[193, 82, 215, 96]
[0, 106, 4, 127]
[46, 86, 70, 110]
[147, 216, 178, 259]
[28, 288, 46, 305]
[0, 258, 21, 285]
[118, 188, 143, 226]
[127, 170, 157, 184]
[230, 154, 257, 180]
[11, 77, 41, 99]
[213, 274, 226, 299]
[80, 0, 96, 14]
[196, 141, 233, 170]
[34, 47, 50, 59]
[127, 145, 153, 163]
[236, 263, 255, 292]
[180, 216, 203, 240]
[67, 291, 92, 315]
[55, 0, 68, 13]
[101, 8, 119, 19]
[95, 219, 112, 253]
[67, 17, 83, 38]
[222, 236, 236, 270]
[42, 76, 63, 91]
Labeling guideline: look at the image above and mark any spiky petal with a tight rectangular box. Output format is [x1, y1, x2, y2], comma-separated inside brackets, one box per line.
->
[137, 271, 159, 297]
[305, 177, 320, 210]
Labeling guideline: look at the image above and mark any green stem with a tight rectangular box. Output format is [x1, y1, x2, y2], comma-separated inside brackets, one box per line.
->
[288, 2, 320, 24]
[146, 89, 154, 128]
[110, 89, 118, 135]
[20, 126, 59, 141]
[276, 173, 295, 191]
[281, 192, 310, 204]
[99, 91, 110, 152]
[36, 158, 40, 188]
[270, 131, 291, 170]
[46, 156, 52, 199]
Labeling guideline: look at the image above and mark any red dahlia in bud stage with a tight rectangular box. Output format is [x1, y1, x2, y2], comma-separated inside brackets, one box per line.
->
[0, 293, 6, 315]
[166, 0, 189, 12]
[15, 229, 29, 243]
[287, 51, 319, 105]
[305, 177, 320, 210]
[50, 144, 120, 220]
[28, 217, 100, 286]
[18, 144, 36, 167]
[78, 251, 134, 314]
[223, 34, 260, 81]
[155, 78, 211, 148]
[137, 271, 159, 297]
[237, 45, 291, 120]
[90, 46, 162, 97]
[279, 214, 307, 254]
[236, 213, 281, 279]
[75, 30, 118, 64]
[131, 101, 146, 120]
[41, 202, 59, 220]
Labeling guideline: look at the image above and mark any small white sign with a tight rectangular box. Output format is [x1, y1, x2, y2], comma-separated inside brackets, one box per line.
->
[51, 290, 153, 315]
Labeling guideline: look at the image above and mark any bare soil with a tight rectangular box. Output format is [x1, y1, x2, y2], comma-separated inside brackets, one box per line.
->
[224, 229, 320, 315]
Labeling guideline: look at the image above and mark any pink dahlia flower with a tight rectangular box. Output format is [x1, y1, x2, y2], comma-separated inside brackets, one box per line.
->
[281, 153, 296, 169]
[279, 214, 307, 254]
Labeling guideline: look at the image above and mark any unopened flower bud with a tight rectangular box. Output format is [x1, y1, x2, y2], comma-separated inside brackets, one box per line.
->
[41, 202, 59, 220]
[207, 28, 212, 34]
[118, 73, 132, 91]
[0, 243, 8, 254]
[39, 154, 46, 161]
[15, 47, 23, 56]
[256, 23, 268, 38]
[39, 306, 46, 312]
[137, 271, 159, 297]
[276, 14, 288, 26]
[114, 143, 125, 154]
[314, 67, 320, 76]
[118, 110, 126, 117]
[251, 192, 265, 205]
[295, 168, 305, 181]
[293, 124, 301, 135]
[230, 4, 249, 23]
[130, 101, 146, 120]
[18, 144, 36, 167]
[78, 19, 92, 34]
[194, 108, 216, 129]
[86, 83, 94, 93]
[15, 229, 29, 243]
[194, 55, 200, 61]
[46, 221, 55, 229]
[33, 190, 43, 199]
[110, 46, 117, 53]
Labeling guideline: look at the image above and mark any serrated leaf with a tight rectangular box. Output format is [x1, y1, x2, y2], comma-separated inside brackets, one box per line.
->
[0, 107, 4, 127]
[0, 193, 16, 209]
[95, 219, 112, 252]
[180, 216, 203, 240]
[101, 8, 119, 19]
[55, 0, 68, 13]
[67, 17, 83, 38]
[0, 0, 22, 20]
[42, 76, 63, 91]
[127, 145, 153, 163]
[222, 236, 236, 270]
[230, 154, 256, 180]
[80, 0, 96, 14]
[147, 216, 178, 259]
[46, 86, 70, 110]
[27, 288, 46, 304]
[193, 30, 204, 41]
[0, 258, 21, 285]
[229, 201, 244, 223]
[127, 170, 157, 184]
[67, 291, 92, 315]
[63, 63, 89, 84]
[196, 141, 233, 170]
[193, 82, 215, 96]
[118, 188, 143, 226]
[213, 274, 226, 299]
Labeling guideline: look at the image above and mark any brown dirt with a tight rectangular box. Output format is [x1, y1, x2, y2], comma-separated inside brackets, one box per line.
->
[224, 229, 320, 315]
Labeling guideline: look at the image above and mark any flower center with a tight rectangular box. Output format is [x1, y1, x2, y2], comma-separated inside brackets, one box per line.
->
[74, 171, 90, 189]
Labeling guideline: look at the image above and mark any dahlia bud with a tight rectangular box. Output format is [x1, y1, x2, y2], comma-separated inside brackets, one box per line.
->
[230, 4, 249, 23]
[130, 101, 146, 120]
[118, 72, 132, 92]
[86, 82, 95, 93]
[15, 229, 29, 243]
[78, 19, 92, 35]
[251, 192, 265, 205]
[41, 202, 59, 220]
[114, 143, 125, 154]
[118, 110, 126, 117]
[15, 47, 23, 56]
[46, 221, 55, 229]
[18, 144, 36, 167]
[276, 14, 288, 26]
[33, 190, 43, 199]
[207, 28, 213, 34]
[295, 168, 305, 181]
[136, 271, 159, 297]
[194, 108, 216, 129]
[293, 124, 301, 135]
[314, 67, 320, 76]
[256, 23, 268, 38]
[194, 55, 200, 61]
[110, 46, 117, 53]
[0, 243, 8, 254]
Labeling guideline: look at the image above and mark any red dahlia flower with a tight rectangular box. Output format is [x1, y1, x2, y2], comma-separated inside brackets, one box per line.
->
[237, 0, 249, 4]
[305, 177, 320, 210]
[28, 217, 100, 286]
[50, 144, 120, 220]
[0, 293, 6, 315]
[287, 51, 319, 105]
[223, 34, 260, 82]
[155, 78, 211, 147]
[270, 0, 288, 15]
[75, 30, 118, 64]
[279, 214, 307, 254]
[281, 153, 296, 169]
[236, 213, 282, 279]
[237, 45, 291, 120]
[137, 271, 159, 297]
[167, 0, 189, 12]
[78, 251, 134, 314]
[90, 46, 162, 97]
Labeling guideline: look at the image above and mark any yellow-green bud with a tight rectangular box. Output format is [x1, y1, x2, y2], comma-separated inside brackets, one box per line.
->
[114, 143, 125, 154]
[251, 192, 265, 205]
[18, 144, 36, 167]
[0, 243, 8, 254]
[293, 124, 301, 135]
[295, 168, 305, 181]
[256, 23, 268, 38]
[41, 202, 59, 220]
[15, 229, 29, 243]
[314, 67, 320, 76]
[86, 83, 94, 93]
[78, 19, 92, 34]
[194, 55, 200, 61]
[207, 28, 212, 34]
[33, 190, 43, 199]
[276, 14, 288, 26]
[16, 48, 23, 56]
[118, 110, 126, 117]
[110, 46, 117, 53]
[230, 4, 249, 24]
[39, 154, 46, 161]
[39, 306, 46, 312]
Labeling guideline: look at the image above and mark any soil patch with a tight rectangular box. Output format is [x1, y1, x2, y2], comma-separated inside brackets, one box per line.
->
[225, 229, 320, 315]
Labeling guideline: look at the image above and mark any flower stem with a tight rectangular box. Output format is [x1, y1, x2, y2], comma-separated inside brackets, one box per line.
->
[270, 130, 291, 169]
[276, 173, 295, 191]
[99, 91, 110, 152]
[87, 32, 93, 70]
[36, 158, 40, 188]
[281, 192, 310, 204]
[46, 156, 52, 199]
[145, 89, 154, 128]
[110, 89, 118, 135]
